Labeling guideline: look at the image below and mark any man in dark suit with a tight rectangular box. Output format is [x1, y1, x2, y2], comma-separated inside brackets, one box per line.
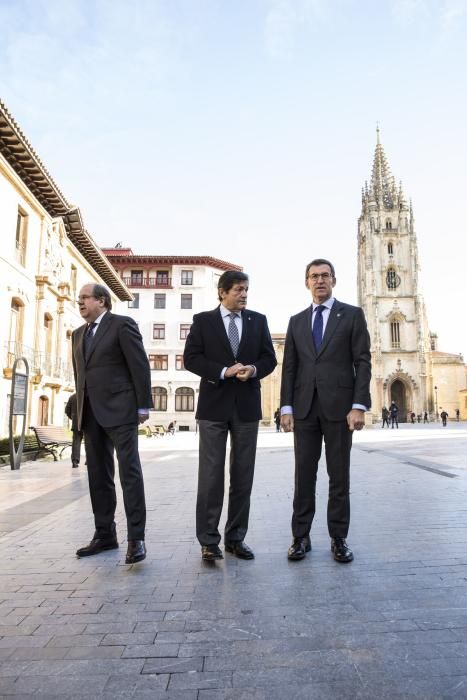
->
[72, 283, 152, 564]
[184, 271, 276, 562]
[280, 259, 371, 563]
[64, 393, 82, 468]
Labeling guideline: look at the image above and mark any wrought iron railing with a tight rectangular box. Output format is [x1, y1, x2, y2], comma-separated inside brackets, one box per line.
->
[3, 342, 74, 384]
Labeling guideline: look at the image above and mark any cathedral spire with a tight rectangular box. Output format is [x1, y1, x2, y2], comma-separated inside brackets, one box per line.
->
[369, 127, 397, 210]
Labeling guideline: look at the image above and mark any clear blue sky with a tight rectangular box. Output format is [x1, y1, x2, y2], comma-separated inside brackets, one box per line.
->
[1, 0, 466, 358]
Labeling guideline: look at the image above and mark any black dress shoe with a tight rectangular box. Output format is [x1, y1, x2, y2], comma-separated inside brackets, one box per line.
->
[331, 537, 353, 563]
[72, 461, 79, 468]
[126, 540, 146, 564]
[225, 541, 255, 560]
[201, 544, 224, 561]
[287, 536, 311, 561]
[76, 537, 119, 558]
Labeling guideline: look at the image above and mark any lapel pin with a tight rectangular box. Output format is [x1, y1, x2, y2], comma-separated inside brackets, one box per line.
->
[336, 313, 341, 318]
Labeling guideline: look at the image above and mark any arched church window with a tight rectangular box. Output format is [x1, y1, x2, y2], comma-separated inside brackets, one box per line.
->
[388, 242, 393, 255]
[385, 219, 392, 230]
[386, 268, 400, 289]
[390, 320, 401, 349]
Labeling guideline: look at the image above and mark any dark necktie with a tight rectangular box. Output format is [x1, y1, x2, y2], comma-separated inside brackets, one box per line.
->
[312, 305, 325, 352]
[84, 322, 97, 360]
[228, 313, 240, 358]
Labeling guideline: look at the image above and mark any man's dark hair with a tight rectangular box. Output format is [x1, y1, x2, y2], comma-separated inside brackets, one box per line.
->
[92, 284, 112, 310]
[217, 271, 249, 302]
[305, 258, 336, 282]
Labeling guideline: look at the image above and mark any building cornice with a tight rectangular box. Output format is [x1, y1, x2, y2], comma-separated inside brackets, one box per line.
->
[101, 251, 243, 272]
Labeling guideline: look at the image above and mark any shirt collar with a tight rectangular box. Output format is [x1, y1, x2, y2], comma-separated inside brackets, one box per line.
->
[312, 297, 335, 312]
[92, 310, 108, 326]
[220, 305, 241, 319]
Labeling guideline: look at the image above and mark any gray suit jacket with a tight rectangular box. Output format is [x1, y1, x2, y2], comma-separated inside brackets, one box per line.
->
[280, 299, 371, 421]
[72, 312, 152, 431]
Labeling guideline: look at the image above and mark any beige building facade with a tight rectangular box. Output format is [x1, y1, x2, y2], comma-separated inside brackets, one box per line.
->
[358, 130, 465, 422]
[0, 100, 131, 438]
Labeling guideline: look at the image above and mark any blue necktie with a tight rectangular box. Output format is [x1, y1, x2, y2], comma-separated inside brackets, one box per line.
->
[312, 306, 325, 352]
[228, 313, 240, 358]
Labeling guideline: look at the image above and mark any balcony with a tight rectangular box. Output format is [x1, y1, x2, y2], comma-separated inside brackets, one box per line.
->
[3, 342, 74, 386]
[122, 277, 172, 289]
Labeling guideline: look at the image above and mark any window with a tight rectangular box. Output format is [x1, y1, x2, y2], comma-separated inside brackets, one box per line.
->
[181, 294, 192, 309]
[70, 265, 77, 299]
[176, 355, 185, 370]
[388, 242, 393, 255]
[8, 299, 24, 364]
[154, 293, 166, 309]
[156, 270, 169, 285]
[153, 324, 165, 339]
[385, 219, 392, 230]
[390, 320, 400, 349]
[175, 387, 194, 411]
[181, 270, 193, 285]
[44, 313, 53, 356]
[149, 354, 168, 370]
[151, 386, 167, 411]
[130, 269, 143, 285]
[128, 293, 139, 309]
[180, 323, 191, 340]
[15, 208, 28, 266]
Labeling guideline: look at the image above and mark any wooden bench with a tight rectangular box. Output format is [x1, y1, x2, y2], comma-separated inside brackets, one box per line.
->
[147, 424, 166, 437]
[29, 425, 73, 461]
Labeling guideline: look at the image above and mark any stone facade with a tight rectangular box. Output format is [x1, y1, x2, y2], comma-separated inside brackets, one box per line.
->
[358, 130, 465, 422]
[0, 100, 131, 439]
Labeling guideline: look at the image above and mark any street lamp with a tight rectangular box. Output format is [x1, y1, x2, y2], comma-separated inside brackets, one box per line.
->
[434, 385, 439, 421]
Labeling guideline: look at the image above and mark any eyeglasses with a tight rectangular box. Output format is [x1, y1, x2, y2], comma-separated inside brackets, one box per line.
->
[307, 273, 332, 282]
[76, 295, 96, 303]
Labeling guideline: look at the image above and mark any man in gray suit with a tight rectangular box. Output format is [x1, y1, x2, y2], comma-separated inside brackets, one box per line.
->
[280, 259, 371, 563]
[72, 284, 152, 564]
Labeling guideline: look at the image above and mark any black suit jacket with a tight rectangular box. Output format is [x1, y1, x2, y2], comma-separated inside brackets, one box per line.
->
[72, 312, 153, 431]
[280, 299, 371, 421]
[183, 307, 277, 422]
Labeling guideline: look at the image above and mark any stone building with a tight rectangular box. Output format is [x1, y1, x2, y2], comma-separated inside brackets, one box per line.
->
[101, 248, 243, 431]
[0, 100, 131, 438]
[358, 129, 465, 422]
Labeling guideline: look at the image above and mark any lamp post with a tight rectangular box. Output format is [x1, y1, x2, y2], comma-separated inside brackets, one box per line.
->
[434, 385, 439, 421]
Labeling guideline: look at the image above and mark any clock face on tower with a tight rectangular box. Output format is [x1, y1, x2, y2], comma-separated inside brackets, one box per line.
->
[386, 268, 401, 289]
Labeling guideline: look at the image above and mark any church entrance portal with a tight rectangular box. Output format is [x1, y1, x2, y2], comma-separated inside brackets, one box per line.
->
[390, 380, 407, 423]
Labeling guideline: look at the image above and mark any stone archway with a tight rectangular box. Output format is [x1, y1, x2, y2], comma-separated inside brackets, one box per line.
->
[390, 379, 408, 423]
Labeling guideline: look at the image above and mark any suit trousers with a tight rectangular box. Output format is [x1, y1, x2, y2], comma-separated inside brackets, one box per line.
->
[82, 397, 146, 540]
[196, 409, 259, 546]
[71, 429, 83, 464]
[292, 394, 352, 539]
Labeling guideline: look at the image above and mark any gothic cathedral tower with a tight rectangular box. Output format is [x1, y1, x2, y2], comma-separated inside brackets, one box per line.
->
[357, 129, 434, 422]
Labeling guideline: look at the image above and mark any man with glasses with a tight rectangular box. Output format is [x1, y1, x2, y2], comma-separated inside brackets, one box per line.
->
[72, 284, 152, 564]
[281, 259, 371, 563]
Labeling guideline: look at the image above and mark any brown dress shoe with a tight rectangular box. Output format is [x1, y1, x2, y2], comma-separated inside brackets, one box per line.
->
[201, 544, 224, 561]
[126, 540, 146, 564]
[76, 537, 119, 558]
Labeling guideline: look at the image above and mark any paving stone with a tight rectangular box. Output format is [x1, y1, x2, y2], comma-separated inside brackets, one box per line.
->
[142, 656, 204, 674]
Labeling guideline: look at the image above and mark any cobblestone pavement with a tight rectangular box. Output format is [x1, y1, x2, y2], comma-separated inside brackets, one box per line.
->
[1, 423, 467, 698]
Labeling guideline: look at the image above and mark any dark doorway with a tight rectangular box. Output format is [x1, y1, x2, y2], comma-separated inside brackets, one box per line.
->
[391, 380, 407, 423]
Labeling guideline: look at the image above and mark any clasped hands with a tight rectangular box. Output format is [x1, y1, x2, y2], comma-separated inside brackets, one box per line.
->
[225, 363, 254, 382]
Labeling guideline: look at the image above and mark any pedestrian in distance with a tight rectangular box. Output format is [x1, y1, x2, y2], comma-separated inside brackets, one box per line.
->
[456, 408, 460, 422]
[423, 411, 428, 424]
[167, 421, 176, 435]
[280, 259, 371, 564]
[183, 270, 277, 562]
[389, 401, 399, 429]
[382, 406, 390, 428]
[274, 407, 282, 432]
[410, 411, 416, 424]
[440, 409, 448, 427]
[72, 283, 152, 565]
[64, 393, 83, 468]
